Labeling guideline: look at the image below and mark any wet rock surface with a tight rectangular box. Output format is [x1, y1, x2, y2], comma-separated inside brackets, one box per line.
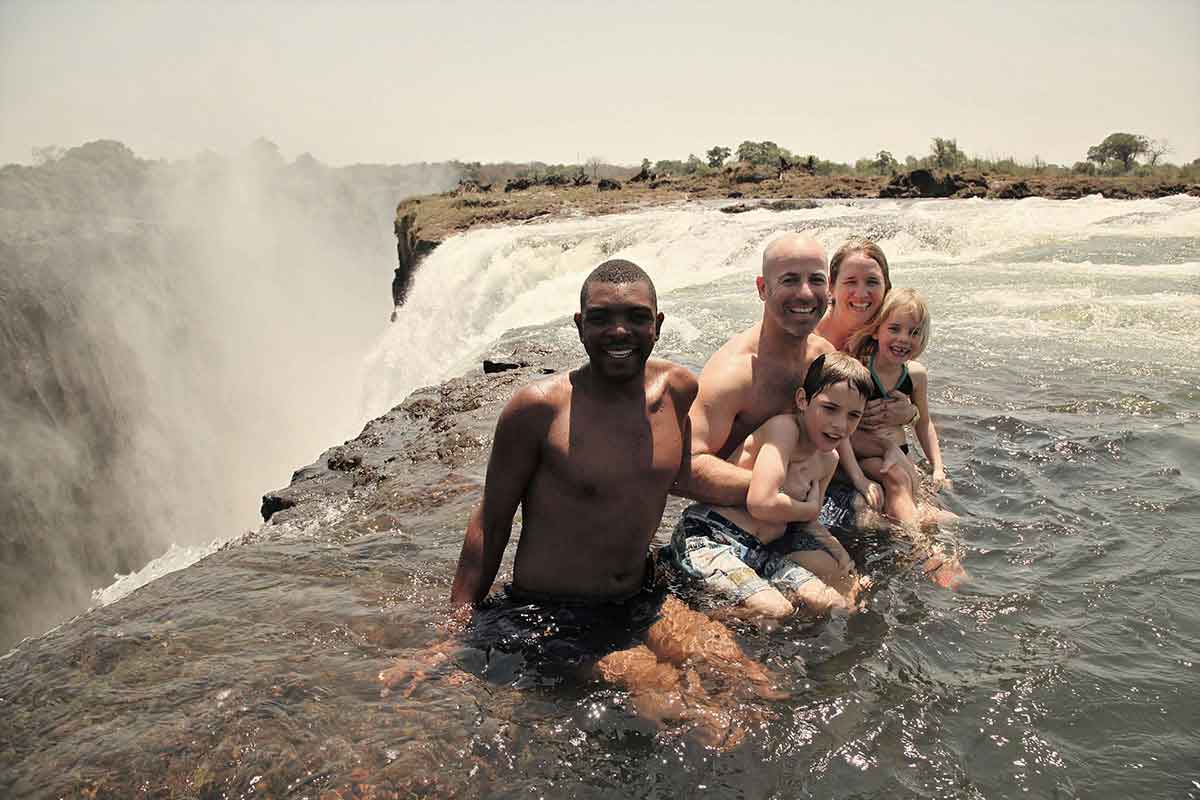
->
[0, 341, 578, 799]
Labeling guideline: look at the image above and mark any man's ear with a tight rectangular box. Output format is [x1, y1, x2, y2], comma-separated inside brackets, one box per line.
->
[654, 311, 664, 340]
[756, 275, 767, 301]
[574, 312, 583, 337]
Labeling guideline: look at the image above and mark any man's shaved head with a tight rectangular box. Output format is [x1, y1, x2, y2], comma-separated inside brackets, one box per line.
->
[580, 259, 657, 309]
[762, 233, 827, 276]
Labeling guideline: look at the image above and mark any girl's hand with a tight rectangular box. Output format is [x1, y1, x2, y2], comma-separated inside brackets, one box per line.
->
[931, 468, 950, 493]
[856, 479, 884, 510]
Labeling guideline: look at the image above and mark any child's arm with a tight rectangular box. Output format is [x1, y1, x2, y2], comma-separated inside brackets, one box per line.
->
[746, 416, 823, 523]
[810, 451, 855, 573]
[836, 438, 883, 511]
[909, 362, 947, 491]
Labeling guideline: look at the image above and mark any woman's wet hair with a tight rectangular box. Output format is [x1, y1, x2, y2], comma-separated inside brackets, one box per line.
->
[829, 239, 893, 300]
[801, 352, 873, 404]
[847, 287, 932, 361]
[580, 259, 657, 309]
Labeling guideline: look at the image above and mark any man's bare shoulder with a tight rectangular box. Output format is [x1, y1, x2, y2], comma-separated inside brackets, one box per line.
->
[809, 332, 838, 356]
[707, 322, 762, 364]
[697, 324, 760, 393]
[647, 358, 698, 396]
[501, 373, 568, 420]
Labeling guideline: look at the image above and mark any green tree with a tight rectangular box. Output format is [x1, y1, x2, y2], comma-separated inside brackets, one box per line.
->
[706, 145, 730, 168]
[736, 140, 765, 164]
[1086, 132, 1149, 172]
[930, 137, 965, 169]
[874, 150, 898, 175]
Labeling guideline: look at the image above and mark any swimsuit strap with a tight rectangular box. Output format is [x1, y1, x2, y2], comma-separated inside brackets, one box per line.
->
[868, 352, 910, 397]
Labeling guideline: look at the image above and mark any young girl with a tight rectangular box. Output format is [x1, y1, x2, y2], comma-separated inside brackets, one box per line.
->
[846, 288, 946, 528]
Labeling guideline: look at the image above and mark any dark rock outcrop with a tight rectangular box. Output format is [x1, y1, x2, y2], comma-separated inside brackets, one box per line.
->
[597, 178, 622, 191]
[504, 177, 534, 193]
[879, 169, 990, 199]
[993, 180, 1033, 199]
[391, 200, 440, 308]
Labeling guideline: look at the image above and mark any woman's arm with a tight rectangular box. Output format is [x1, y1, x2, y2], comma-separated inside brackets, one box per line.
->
[909, 363, 947, 491]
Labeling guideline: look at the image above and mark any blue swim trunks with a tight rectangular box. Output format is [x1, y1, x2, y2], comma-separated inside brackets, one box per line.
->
[667, 504, 819, 604]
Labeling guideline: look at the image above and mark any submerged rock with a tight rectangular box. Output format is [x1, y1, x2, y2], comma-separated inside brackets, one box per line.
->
[0, 340, 578, 798]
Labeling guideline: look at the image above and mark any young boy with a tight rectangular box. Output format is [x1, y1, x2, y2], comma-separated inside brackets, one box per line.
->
[670, 353, 875, 620]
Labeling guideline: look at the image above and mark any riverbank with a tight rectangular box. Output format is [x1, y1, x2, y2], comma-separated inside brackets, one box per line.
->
[391, 168, 1200, 297]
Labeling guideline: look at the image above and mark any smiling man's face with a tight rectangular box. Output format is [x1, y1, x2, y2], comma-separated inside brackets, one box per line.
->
[574, 280, 663, 382]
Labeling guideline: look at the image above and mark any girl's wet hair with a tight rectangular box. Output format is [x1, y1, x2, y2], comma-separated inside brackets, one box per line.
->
[847, 287, 932, 361]
[801, 352, 873, 403]
[829, 239, 893, 299]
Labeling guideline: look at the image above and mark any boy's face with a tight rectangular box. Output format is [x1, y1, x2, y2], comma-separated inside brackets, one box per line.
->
[799, 381, 867, 452]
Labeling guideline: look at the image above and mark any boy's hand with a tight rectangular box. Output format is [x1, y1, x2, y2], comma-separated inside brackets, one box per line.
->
[855, 480, 884, 510]
[811, 524, 854, 575]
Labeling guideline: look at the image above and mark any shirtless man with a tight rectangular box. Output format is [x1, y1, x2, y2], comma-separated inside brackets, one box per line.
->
[383, 259, 783, 745]
[677, 233, 836, 507]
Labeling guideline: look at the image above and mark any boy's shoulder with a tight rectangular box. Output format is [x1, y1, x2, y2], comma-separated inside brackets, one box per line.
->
[759, 411, 802, 438]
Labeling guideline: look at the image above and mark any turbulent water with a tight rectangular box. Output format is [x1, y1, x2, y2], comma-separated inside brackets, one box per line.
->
[0, 143, 457, 647]
[3, 194, 1199, 797]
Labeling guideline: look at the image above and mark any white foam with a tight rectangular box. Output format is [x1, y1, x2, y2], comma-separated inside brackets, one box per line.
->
[89, 537, 227, 609]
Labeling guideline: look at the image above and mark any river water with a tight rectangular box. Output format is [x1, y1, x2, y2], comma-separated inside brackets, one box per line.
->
[3, 196, 1198, 797]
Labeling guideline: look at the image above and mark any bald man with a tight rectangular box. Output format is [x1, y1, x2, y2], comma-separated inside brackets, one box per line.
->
[676, 234, 836, 506]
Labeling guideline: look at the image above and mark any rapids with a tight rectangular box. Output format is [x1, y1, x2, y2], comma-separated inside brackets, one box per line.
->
[2, 193, 1198, 797]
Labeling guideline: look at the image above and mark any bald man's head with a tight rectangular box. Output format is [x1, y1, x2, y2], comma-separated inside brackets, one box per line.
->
[756, 233, 829, 338]
[761, 233, 827, 278]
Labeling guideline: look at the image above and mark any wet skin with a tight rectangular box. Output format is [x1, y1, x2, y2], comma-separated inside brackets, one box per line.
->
[679, 234, 836, 507]
[817, 252, 888, 350]
[403, 278, 789, 745]
[452, 280, 686, 603]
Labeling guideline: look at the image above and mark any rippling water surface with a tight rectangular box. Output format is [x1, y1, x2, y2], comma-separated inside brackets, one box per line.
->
[3, 196, 1198, 798]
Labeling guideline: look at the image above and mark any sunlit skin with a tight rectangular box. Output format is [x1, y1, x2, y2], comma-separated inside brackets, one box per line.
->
[855, 305, 966, 589]
[814, 248, 913, 435]
[381, 274, 788, 745]
[816, 253, 888, 349]
[675, 234, 836, 507]
[713, 380, 872, 619]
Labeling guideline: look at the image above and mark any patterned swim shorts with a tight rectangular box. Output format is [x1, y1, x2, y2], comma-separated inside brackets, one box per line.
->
[667, 504, 818, 604]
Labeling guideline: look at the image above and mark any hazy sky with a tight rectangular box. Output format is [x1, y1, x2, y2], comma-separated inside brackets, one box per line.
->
[2, 0, 1197, 168]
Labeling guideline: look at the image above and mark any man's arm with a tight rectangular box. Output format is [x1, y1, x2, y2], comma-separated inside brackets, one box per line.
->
[673, 360, 753, 505]
[449, 384, 548, 606]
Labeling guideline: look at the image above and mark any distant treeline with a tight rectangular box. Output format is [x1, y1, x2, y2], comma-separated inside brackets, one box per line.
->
[451, 133, 1200, 185]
